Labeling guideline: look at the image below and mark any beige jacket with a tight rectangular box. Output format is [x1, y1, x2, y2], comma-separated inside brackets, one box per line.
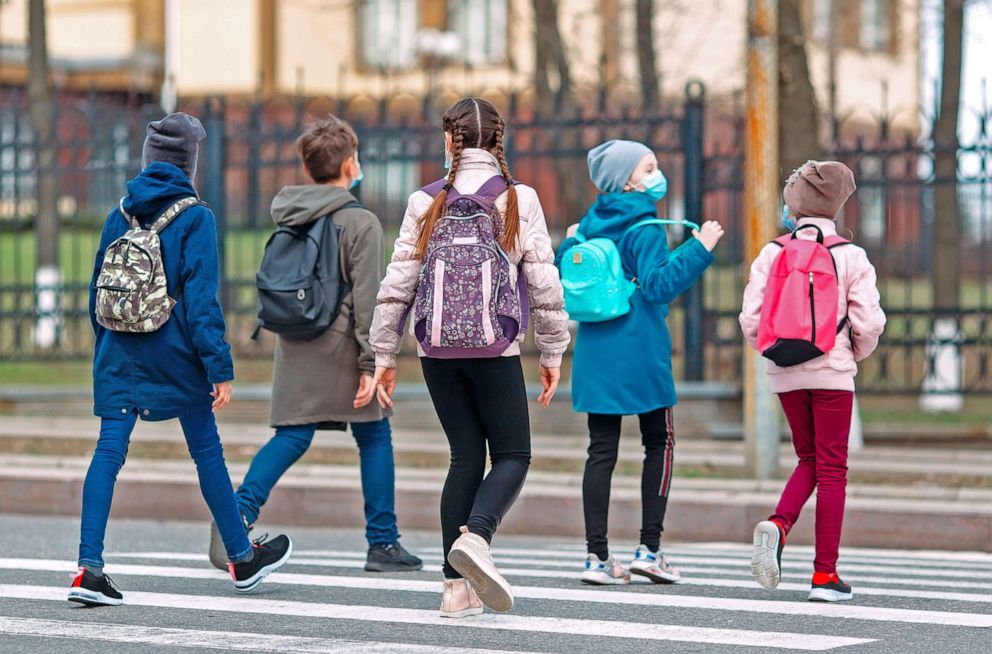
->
[370, 149, 570, 368]
[739, 217, 886, 393]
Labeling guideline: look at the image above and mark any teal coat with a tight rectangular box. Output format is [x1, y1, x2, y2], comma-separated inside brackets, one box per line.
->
[555, 192, 714, 415]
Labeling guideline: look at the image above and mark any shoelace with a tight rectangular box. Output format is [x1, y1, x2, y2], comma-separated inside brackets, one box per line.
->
[103, 573, 120, 591]
[251, 533, 271, 550]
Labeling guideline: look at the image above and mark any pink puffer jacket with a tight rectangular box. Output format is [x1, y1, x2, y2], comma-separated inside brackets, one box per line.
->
[370, 149, 570, 369]
[739, 217, 886, 393]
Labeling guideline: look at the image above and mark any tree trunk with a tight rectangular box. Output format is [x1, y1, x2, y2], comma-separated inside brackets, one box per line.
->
[533, 0, 584, 227]
[28, 0, 61, 349]
[635, 0, 660, 112]
[933, 0, 963, 309]
[777, 0, 822, 177]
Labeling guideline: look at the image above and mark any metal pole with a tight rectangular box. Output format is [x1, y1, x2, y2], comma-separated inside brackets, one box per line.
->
[682, 80, 706, 381]
[161, 0, 180, 113]
[744, 0, 779, 479]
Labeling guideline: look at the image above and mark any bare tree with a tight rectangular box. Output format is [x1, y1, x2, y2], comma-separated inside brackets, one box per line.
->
[635, 0, 660, 111]
[777, 0, 823, 177]
[28, 0, 61, 349]
[933, 0, 963, 309]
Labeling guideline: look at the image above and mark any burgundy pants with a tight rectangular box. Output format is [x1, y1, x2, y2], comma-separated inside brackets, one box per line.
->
[771, 389, 854, 573]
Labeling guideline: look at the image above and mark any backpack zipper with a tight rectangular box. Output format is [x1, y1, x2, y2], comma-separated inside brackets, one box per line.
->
[808, 271, 816, 343]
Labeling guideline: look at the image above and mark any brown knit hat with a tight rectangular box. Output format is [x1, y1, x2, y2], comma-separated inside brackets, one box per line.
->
[783, 160, 856, 219]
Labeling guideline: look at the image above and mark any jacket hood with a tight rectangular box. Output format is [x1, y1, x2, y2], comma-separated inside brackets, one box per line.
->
[270, 185, 358, 227]
[578, 191, 659, 241]
[121, 162, 198, 221]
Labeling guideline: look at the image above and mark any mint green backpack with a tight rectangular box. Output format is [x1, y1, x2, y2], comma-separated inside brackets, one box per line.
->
[560, 219, 700, 323]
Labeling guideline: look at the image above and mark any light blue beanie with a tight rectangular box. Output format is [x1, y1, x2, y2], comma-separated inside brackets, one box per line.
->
[587, 139, 652, 193]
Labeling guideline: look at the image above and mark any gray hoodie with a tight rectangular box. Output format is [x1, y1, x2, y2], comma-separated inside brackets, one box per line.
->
[268, 185, 390, 427]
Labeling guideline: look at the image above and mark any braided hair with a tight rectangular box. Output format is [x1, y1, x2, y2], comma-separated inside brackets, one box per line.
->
[415, 98, 520, 256]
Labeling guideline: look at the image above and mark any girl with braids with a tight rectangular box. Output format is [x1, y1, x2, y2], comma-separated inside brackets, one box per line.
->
[370, 98, 569, 617]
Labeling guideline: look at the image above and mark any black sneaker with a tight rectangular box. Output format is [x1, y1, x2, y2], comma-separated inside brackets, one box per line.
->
[365, 541, 424, 572]
[68, 567, 123, 606]
[229, 534, 293, 593]
[209, 514, 253, 571]
[751, 520, 785, 590]
[808, 572, 854, 602]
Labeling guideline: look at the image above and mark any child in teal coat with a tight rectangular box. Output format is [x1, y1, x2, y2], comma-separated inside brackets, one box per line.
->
[555, 140, 724, 585]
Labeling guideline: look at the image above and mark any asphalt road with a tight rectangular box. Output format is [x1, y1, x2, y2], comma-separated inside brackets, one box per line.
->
[0, 514, 988, 653]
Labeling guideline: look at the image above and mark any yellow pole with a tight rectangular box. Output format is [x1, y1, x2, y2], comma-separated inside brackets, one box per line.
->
[744, 0, 780, 479]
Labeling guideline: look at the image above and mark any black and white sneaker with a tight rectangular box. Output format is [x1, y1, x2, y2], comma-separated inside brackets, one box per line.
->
[751, 520, 785, 590]
[808, 573, 854, 602]
[68, 567, 123, 606]
[229, 534, 293, 593]
[365, 541, 424, 572]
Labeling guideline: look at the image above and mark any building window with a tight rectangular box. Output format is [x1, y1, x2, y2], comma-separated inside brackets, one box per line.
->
[359, 0, 419, 69]
[859, 0, 891, 51]
[448, 0, 507, 66]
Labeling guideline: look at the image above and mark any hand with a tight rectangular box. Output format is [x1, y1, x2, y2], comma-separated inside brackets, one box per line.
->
[211, 381, 233, 413]
[566, 224, 579, 238]
[373, 366, 397, 409]
[353, 373, 376, 409]
[692, 220, 725, 252]
[537, 366, 560, 408]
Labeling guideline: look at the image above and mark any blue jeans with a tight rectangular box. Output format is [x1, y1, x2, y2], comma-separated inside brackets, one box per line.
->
[79, 409, 252, 567]
[235, 419, 398, 545]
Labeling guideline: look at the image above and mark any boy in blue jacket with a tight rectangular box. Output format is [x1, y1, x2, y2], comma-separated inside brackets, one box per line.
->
[70, 113, 292, 606]
[556, 140, 724, 585]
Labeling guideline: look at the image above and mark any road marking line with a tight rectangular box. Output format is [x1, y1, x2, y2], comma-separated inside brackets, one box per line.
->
[0, 617, 523, 654]
[2, 559, 990, 627]
[0, 585, 874, 651]
[107, 552, 992, 598]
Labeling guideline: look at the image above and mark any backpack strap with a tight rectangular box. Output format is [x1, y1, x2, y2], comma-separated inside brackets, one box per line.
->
[420, 178, 450, 199]
[627, 218, 702, 233]
[150, 197, 204, 234]
[824, 235, 851, 249]
[474, 175, 514, 201]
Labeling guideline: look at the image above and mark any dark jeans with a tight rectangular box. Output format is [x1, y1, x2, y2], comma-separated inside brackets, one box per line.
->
[235, 419, 399, 545]
[583, 407, 675, 559]
[79, 409, 252, 567]
[421, 356, 531, 579]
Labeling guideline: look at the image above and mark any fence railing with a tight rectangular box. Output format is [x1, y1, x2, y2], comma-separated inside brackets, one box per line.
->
[1, 83, 990, 395]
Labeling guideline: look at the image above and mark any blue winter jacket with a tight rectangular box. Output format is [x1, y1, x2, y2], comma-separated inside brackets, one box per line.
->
[89, 162, 234, 421]
[555, 192, 714, 415]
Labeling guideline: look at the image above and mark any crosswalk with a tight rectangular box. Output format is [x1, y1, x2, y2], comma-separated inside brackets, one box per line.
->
[0, 540, 990, 652]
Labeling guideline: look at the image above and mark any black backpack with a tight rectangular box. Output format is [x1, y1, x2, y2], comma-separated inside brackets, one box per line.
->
[252, 201, 358, 340]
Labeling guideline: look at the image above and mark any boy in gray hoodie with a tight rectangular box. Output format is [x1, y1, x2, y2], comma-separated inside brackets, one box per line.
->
[208, 117, 421, 572]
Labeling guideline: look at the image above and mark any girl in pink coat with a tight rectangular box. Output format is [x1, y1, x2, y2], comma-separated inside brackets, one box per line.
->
[739, 161, 886, 602]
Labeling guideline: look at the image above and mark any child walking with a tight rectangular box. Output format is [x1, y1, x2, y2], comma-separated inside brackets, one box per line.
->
[207, 117, 422, 574]
[740, 160, 885, 602]
[72, 113, 292, 606]
[370, 98, 569, 617]
[555, 140, 724, 585]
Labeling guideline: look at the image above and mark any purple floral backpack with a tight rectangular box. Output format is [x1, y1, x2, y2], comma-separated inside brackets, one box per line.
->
[412, 175, 529, 358]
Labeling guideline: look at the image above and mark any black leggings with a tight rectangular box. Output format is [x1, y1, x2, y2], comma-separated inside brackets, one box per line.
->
[421, 356, 532, 579]
[583, 407, 675, 559]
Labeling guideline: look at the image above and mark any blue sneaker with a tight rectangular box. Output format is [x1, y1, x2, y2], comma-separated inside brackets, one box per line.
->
[629, 544, 681, 583]
[580, 554, 630, 585]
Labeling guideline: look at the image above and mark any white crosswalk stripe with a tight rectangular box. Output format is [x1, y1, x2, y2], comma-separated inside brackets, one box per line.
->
[0, 541, 989, 652]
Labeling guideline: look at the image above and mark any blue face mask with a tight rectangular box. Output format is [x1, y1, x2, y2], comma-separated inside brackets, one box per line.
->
[636, 169, 668, 201]
[349, 158, 364, 190]
[781, 204, 797, 231]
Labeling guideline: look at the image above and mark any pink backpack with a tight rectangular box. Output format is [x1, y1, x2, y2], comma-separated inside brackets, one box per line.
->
[757, 224, 850, 367]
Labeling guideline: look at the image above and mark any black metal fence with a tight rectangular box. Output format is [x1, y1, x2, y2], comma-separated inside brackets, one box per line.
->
[1, 83, 990, 395]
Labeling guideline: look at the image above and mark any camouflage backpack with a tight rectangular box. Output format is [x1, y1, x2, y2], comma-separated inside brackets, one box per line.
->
[94, 196, 202, 333]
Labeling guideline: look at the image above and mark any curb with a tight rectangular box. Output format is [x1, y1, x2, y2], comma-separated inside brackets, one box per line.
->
[2, 467, 989, 553]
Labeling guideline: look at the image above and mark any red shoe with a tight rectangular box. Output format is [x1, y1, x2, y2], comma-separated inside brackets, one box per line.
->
[809, 572, 853, 602]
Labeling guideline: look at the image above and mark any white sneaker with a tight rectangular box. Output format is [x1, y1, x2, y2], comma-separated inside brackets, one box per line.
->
[751, 520, 785, 590]
[580, 554, 630, 585]
[447, 526, 514, 612]
[629, 544, 681, 583]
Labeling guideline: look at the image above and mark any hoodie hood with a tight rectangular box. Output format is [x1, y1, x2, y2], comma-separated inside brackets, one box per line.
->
[270, 185, 358, 227]
[578, 191, 659, 241]
[121, 162, 198, 222]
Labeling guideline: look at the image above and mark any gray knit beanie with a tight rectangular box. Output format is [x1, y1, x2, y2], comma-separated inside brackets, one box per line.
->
[783, 160, 856, 219]
[141, 112, 206, 179]
[587, 140, 652, 193]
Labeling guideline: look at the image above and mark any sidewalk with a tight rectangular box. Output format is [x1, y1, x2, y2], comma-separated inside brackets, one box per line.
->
[0, 414, 989, 552]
